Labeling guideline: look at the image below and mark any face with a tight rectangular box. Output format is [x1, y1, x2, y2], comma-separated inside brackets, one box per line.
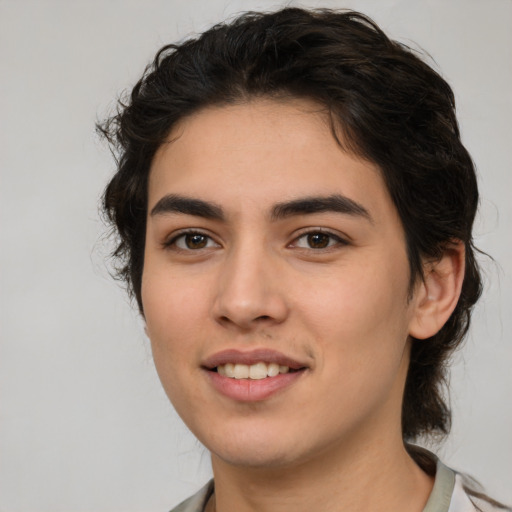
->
[142, 99, 421, 469]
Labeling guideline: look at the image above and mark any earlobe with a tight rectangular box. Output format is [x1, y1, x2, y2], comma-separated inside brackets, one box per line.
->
[409, 241, 466, 340]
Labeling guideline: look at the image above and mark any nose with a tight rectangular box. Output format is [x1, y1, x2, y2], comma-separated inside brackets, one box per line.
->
[212, 243, 289, 331]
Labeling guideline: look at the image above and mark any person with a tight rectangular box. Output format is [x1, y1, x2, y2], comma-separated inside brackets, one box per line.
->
[98, 7, 509, 512]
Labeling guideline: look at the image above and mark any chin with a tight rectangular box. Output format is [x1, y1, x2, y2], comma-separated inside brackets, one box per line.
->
[212, 444, 298, 469]
[203, 425, 303, 469]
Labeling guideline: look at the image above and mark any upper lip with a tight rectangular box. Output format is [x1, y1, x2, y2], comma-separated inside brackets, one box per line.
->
[202, 349, 308, 370]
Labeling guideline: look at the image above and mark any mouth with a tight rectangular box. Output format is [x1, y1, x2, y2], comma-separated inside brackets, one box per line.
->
[202, 349, 308, 401]
[203, 348, 307, 375]
[215, 361, 299, 379]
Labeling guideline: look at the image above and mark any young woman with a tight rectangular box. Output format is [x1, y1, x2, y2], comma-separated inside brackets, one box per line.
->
[99, 8, 510, 512]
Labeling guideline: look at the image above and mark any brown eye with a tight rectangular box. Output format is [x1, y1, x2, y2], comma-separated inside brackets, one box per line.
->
[184, 233, 208, 249]
[169, 232, 219, 251]
[292, 230, 347, 250]
[307, 233, 331, 249]
[307, 233, 332, 249]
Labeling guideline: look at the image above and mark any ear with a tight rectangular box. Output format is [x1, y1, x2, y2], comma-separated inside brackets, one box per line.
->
[408, 241, 466, 340]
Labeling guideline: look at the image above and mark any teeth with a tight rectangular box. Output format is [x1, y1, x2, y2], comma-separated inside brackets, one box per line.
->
[217, 362, 292, 379]
[233, 364, 249, 379]
[249, 362, 267, 380]
[267, 363, 280, 377]
[224, 363, 235, 378]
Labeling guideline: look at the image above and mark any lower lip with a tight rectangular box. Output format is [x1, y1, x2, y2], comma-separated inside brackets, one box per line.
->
[206, 369, 306, 402]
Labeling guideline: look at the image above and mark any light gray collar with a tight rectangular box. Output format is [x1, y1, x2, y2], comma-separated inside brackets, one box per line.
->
[423, 458, 456, 512]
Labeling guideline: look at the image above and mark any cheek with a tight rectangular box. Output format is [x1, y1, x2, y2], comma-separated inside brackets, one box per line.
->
[141, 271, 211, 408]
[298, 259, 412, 366]
[301, 269, 411, 416]
[141, 269, 210, 379]
[143, 264, 206, 332]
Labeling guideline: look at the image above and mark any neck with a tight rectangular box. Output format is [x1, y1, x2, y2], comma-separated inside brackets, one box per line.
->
[210, 431, 433, 512]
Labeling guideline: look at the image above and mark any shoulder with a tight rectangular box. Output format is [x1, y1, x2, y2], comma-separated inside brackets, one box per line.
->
[409, 446, 509, 512]
[167, 458, 510, 512]
[169, 480, 214, 512]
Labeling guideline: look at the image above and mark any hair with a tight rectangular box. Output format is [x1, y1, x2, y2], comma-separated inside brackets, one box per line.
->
[99, 7, 482, 443]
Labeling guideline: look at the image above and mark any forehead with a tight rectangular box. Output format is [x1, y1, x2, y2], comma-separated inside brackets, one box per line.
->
[148, 99, 394, 224]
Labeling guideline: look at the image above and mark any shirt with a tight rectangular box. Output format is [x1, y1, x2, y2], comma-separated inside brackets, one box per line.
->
[169, 457, 501, 512]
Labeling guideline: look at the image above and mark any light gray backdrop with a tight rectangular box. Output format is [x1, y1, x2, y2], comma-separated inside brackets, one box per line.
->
[1, 0, 511, 510]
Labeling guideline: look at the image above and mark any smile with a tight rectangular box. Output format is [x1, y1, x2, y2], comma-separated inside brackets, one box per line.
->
[204, 349, 308, 401]
[217, 362, 292, 379]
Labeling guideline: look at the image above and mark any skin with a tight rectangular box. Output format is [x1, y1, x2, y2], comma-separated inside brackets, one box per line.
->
[142, 99, 464, 512]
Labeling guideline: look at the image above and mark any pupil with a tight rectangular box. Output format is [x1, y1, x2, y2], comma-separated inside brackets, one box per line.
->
[308, 233, 329, 248]
[186, 234, 207, 249]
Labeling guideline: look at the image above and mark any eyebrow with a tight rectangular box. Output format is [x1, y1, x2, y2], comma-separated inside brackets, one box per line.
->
[150, 194, 224, 220]
[150, 193, 372, 223]
[271, 194, 373, 223]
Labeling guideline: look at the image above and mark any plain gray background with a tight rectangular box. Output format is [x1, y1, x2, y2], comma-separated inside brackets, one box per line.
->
[1, 0, 511, 510]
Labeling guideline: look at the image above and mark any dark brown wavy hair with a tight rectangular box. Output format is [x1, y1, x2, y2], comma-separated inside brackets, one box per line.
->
[98, 8, 482, 443]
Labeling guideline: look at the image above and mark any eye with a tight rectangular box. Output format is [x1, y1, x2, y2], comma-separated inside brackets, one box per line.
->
[292, 231, 346, 250]
[167, 231, 219, 251]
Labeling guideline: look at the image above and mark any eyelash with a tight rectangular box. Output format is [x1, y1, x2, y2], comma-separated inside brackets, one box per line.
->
[290, 229, 348, 250]
[163, 229, 348, 252]
[163, 230, 219, 251]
